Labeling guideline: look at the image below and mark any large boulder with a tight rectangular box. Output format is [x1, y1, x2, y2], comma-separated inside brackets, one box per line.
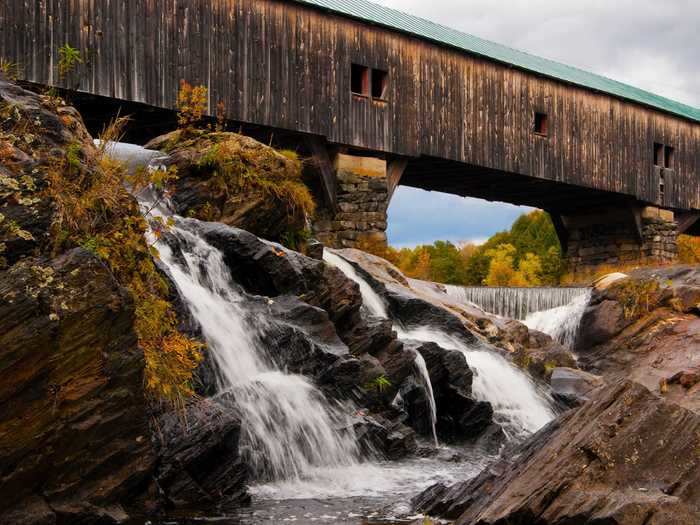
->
[0, 249, 157, 523]
[144, 130, 314, 243]
[414, 380, 700, 524]
[576, 266, 700, 414]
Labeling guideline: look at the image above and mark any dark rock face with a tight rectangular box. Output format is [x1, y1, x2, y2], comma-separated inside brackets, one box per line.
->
[415, 380, 700, 524]
[145, 130, 310, 243]
[0, 249, 157, 523]
[0, 82, 254, 522]
[156, 398, 248, 508]
[550, 366, 604, 407]
[408, 341, 493, 440]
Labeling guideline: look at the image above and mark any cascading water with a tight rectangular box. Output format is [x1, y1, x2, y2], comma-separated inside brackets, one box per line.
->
[104, 142, 361, 482]
[395, 326, 554, 441]
[323, 250, 441, 447]
[150, 214, 362, 481]
[444, 285, 588, 320]
[323, 250, 389, 319]
[524, 289, 593, 349]
[325, 251, 555, 442]
[102, 142, 539, 521]
[410, 350, 439, 447]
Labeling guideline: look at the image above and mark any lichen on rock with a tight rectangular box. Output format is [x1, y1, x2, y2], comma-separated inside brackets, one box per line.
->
[145, 129, 315, 245]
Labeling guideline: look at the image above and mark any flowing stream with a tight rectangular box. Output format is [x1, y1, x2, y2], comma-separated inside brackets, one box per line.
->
[107, 142, 556, 523]
[323, 250, 555, 441]
[524, 289, 592, 349]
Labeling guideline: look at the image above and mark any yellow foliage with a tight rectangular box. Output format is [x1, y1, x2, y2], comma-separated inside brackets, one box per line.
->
[484, 243, 517, 286]
[678, 234, 700, 264]
[45, 117, 203, 410]
[177, 80, 208, 130]
[517, 252, 543, 287]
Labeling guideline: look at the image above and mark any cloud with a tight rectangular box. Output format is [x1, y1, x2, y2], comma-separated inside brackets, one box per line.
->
[377, 0, 700, 107]
[387, 187, 532, 246]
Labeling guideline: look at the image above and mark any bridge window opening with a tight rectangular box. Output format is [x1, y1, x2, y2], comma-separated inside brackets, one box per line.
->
[664, 145, 674, 169]
[659, 171, 666, 199]
[653, 143, 664, 166]
[533, 112, 548, 136]
[371, 68, 388, 100]
[351, 64, 369, 96]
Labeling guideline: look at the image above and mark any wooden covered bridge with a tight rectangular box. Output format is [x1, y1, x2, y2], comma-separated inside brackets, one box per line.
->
[2, 0, 699, 269]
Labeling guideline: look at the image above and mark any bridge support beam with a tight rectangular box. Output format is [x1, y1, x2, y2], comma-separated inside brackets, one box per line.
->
[558, 205, 678, 275]
[311, 152, 390, 249]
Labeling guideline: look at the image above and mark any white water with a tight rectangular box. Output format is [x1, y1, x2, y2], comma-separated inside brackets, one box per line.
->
[524, 289, 592, 349]
[410, 350, 439, 447]
[323, 250, 555, 442]
[323, 250, 388, 319]
[151, 216, 362, 481]
[102, 142, 532, 515]
[445, 285, 588, 320]
[99, 139, 362, 484]
[396, 326, 554, 441]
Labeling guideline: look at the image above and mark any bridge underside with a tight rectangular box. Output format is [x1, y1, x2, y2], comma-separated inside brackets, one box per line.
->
[51, 86, 686, 275]
[400, 156, 635, 215]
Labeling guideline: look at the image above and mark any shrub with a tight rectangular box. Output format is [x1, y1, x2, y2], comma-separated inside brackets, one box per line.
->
[57, 44, 82, 79]
[611, 278, 661, 320]
[177, 80, 208, 130]
[45, 116, 203, 410]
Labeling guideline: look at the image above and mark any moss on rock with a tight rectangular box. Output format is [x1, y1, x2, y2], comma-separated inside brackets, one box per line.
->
[145, 129, 315, 244]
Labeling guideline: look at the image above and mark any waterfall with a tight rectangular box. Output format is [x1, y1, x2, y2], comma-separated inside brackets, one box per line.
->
[323, 250, 388, 319]
[444, 285, 588, 320]
[326, 251, 554, 442]
[524, 289, 593, 349]
[396, 327, 555, 441]
[410, 350, 438, 447]
[100, 142, 361, 483]
[149, 213, 361, 481]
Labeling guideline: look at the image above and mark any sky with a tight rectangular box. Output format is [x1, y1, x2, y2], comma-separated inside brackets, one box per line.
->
[382, 0, 700, 247]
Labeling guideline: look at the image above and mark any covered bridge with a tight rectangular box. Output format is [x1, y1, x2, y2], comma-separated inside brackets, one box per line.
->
[1, 0, 699, 269]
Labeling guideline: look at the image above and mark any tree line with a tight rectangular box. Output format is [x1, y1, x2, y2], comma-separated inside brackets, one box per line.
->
[381, 210, 564, 286]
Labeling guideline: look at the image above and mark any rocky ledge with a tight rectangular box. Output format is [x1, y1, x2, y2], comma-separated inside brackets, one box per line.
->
[415, 266, 700, 525]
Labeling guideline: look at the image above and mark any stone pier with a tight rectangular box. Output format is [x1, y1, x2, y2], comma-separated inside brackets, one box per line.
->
[559, 205, 678, 274]
[312, 153, 390, 249]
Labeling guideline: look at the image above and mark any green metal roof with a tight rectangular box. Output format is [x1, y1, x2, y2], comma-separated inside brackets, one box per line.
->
[295, 0, 700, 123]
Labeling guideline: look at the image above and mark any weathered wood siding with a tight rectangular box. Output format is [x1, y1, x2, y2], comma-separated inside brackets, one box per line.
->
[2, 0, 698, 210]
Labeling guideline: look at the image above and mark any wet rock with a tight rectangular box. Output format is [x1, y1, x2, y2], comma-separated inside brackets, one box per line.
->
[576, 298, 627, 350]
[407, 340, 493, 440]
[197, 221, 398, 359]
[353, 413, 418, 460]
[0, 249, 156, 524]
[145, 129, 312, 243]
[415, 380, 700, 524]
[156, 398, 249, 507]
[550, 366, 604, 406]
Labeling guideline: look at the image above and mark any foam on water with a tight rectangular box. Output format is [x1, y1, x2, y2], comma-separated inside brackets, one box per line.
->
[524, 289, 592, 349]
